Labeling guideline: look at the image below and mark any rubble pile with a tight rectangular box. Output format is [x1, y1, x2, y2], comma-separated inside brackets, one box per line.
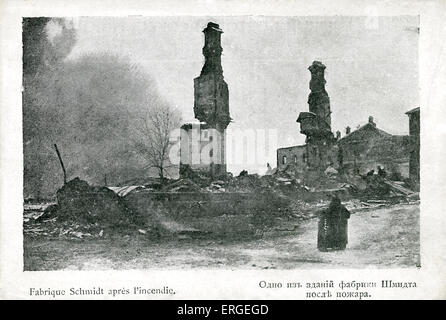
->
[25, 178, 147, 237]
[24, 166, 419, 240]
[359, 174, 416, 199]
[162, 179, 203, 192]
[205, 180, 226, 193]
[225, 174, 270, 193]
[24, 201, 107, 239]
[287, 199, 328, 222]
[222, 172, 307, 194]
[107, 185, 148, 197]
[25, 218, 106, 240]
[118, 177, 163, 190]
[54, 177, 133, 224]
[361, 174, 391, 197]
[280, 164, 418, 201]
[24, 202, 55, 223]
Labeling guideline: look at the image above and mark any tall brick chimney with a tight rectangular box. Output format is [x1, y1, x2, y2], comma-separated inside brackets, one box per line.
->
[182, 22, 231, 178]
[308, 61, 331, 129]
[296, 61, 335, 171]
[200, 22, 223, 76]
[194, 22, 230, 129]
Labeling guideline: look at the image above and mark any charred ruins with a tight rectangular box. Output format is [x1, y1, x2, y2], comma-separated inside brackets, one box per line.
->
[278, 61, 420, 191]
[179, 22, 231, 179]
[24, 21, 420, 247]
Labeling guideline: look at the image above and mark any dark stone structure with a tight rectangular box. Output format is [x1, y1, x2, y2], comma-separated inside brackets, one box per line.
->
[194, 23, 231, 129]
[278, 116, 411, 179]
[336, 117, 411, 178]
[406, 107, 420, 189]
[278, 61, 413, 182]
[276, 145, 307, 173]
[297, 61, 336, 171]
[180, 22, 231, 178]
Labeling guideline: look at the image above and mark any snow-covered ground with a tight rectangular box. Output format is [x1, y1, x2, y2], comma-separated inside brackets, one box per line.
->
[24, 203, 419, 270]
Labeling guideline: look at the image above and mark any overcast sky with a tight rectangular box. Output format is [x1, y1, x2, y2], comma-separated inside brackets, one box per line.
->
[67, 15, 419, 174]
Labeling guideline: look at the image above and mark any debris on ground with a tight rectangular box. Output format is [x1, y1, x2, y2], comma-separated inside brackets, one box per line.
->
[24, 165, 420, 241]
[23, 177, 152, 240]
[360, 173, 415, 198]
[55, 177, 132, 224]
[107, 185, 147, 197]
[24, 202, 56, 222]
[162, 179, 203, 192]
[24, 216, 105, 240]
[324, 165, 338, 177]
[153, 211, 206, 237]
[205, 180, 226, 193]
[383, 179, 413, 196]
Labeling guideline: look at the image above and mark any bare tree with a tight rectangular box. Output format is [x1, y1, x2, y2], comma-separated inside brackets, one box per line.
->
[132, 101, 181, 184]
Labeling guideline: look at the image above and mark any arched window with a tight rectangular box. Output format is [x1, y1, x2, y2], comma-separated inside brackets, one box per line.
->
[282, 156, 287, 164]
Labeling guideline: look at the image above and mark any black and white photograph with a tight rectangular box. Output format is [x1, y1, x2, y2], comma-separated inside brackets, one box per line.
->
[22, 15, 420, 270]
[1, 0, 445, 301]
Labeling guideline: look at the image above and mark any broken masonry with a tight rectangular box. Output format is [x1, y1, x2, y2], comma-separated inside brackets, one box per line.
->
[180, 22, 231, 179]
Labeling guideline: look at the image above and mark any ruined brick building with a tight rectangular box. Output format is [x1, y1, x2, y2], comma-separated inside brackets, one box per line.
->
[406, 107, 420, 188]
[296, 61, 337, 170]
[336, 116, 411, 178]
[277, 61, 413, 180]
[180, 22, 231, 178]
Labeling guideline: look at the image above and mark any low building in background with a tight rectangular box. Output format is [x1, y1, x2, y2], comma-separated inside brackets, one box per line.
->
[337, 116, 410, 179]
[277, 61, 414, 182]
[276, 145, 307, 173]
